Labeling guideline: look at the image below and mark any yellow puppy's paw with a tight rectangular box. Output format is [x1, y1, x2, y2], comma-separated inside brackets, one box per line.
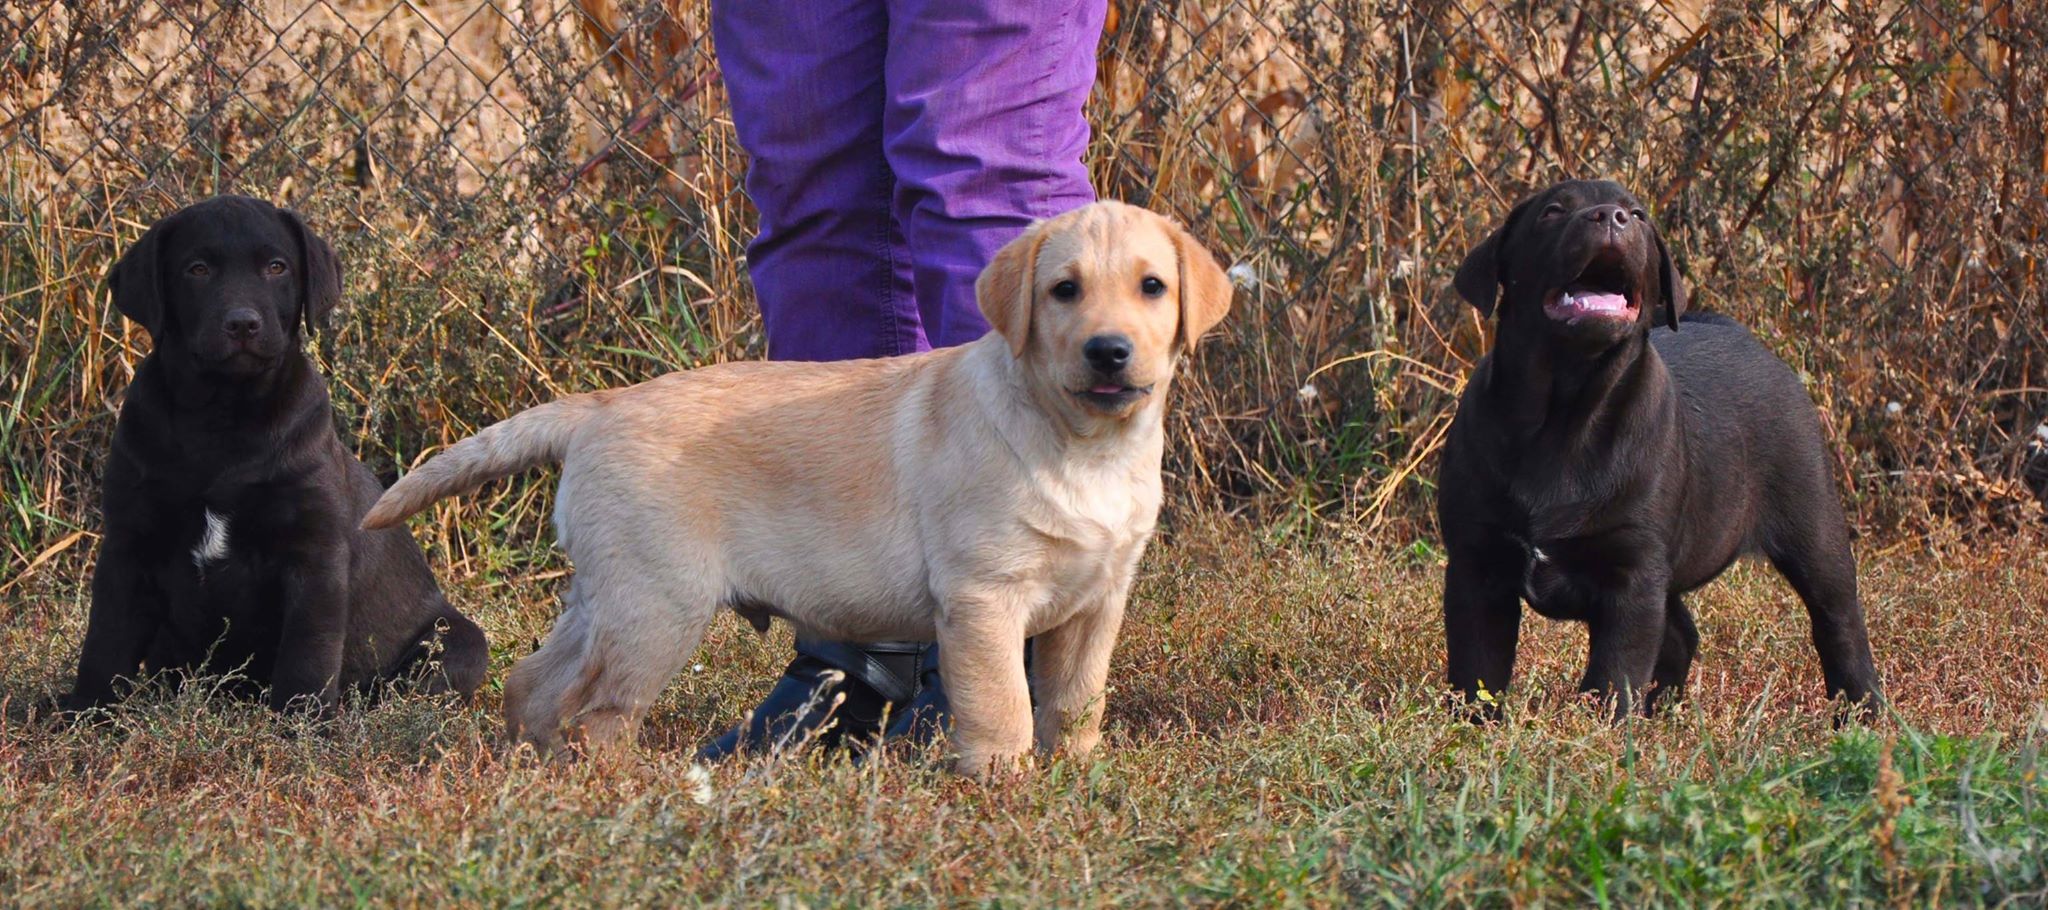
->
[953, 748, 1036, 780]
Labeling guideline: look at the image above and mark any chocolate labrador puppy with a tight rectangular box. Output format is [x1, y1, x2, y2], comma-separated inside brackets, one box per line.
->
[57, 196, 486, 713]
[1436, 179, 1881, 718]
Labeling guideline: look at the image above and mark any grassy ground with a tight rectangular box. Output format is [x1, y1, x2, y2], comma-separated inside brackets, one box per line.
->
[6, 3, 2043, 904]
[3, 520, 2044, 907]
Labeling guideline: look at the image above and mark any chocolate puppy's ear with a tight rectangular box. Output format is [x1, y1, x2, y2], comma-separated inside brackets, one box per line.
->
[1654, 226, 1686, 331]
[277, 207, 341, 335]
[1453, 198, 1532, 318]
[107, 219, 169, 339]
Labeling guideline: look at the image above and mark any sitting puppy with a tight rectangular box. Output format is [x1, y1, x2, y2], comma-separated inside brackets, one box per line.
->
[58, 196, 487, 713]
[1436, 179, 1881, 718]
[359, 201, 1231, 775]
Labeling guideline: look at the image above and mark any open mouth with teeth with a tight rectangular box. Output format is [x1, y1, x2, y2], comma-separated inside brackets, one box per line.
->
[1074, 382, 1153, 410]
[1543, 247, 1638, 324]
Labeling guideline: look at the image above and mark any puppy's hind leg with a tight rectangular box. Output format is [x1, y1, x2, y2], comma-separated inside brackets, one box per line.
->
[1762, 501, 1882, 718]
[509, 563, 719, 762]
[503, 578, 597, 756]
[1646, 593, 1698, 712]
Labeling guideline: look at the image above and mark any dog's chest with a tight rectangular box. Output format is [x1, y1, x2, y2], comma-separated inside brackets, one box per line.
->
[138, 493, 283, 585]
[178, 507, 273, 594]
[1518, 546, 1583, 619]
[191, 509, 233, 570]
[1034, 456, 1160, 543]
[1026, 466, 1159, 617]
[1508, 521, 1659, 620]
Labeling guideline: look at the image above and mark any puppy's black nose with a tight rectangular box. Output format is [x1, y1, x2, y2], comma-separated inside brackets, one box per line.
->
[1083, 334, 1133, 373]
[223, 308, 262, 341]
[1583, 205, 1632, 228]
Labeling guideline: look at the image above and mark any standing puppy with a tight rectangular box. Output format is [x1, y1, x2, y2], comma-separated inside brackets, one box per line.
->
[360, 201, 1231, 776]
[1436, 180, 1881, 718]
[60, 196, 487, 713]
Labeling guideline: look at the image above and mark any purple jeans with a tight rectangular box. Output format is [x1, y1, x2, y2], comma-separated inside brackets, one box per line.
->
[712, 0, 1105, 361]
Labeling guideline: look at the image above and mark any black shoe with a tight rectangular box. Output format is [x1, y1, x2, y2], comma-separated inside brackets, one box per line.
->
[881, 643, 949, 746]
[696, 639, 924, 761]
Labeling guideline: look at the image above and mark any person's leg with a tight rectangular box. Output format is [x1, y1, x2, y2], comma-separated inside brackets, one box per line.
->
[703, 0, 930, 761]
[711, 0, 923, 360]
[868, 0, 1104, 745]
[707, 0, 1103, 759]
[883, 0, 1106, 347]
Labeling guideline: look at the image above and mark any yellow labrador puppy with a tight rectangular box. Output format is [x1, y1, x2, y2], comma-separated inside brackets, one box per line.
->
[363, 201, 1231, 775]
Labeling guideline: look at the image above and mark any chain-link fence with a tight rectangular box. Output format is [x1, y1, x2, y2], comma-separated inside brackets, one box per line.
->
[3, 0, 2044, 571]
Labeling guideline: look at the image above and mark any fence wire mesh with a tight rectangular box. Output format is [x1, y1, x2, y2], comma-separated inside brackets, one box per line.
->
[3, 0, 2044, 567]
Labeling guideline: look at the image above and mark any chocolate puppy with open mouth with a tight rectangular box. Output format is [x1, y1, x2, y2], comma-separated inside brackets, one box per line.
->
[1436, 179, 1881, 719]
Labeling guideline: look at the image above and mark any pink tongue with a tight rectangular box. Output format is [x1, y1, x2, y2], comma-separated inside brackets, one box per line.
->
[1577, 292, 1628, 312]
[1091, 384, 1125, 394]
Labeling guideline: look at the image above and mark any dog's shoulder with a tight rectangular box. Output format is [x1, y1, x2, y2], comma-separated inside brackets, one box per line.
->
[1444, 355, 1508, 449]
[107, 358, 171, 446]
[1437, 355, 1520, 521]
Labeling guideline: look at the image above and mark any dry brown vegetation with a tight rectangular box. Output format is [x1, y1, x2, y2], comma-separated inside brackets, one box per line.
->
[3, 522, 2047, 904]
[3, 0, 2047, 903]
[3, 0, 2045, 574]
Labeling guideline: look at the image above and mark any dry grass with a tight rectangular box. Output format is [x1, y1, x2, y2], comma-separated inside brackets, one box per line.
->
[3, 2, 2046, 903]
[3, 0, 2045, 581]
[3, 521, 2046, 905]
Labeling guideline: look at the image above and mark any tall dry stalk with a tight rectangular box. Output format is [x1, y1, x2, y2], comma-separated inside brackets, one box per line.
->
[2, 0, 2042, 583]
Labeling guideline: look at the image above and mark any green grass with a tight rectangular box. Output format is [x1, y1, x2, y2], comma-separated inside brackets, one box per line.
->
[4, 523, 2044, 907]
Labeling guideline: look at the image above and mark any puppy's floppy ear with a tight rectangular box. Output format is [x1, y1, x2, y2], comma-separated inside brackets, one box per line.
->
[1453, 198, 1533, 318]
[977, 220, 1045, 358]
[276, 206, 341, 335]
[107, 219, 169, 339]
[1654, 225, 1686, 331]
[1167, 216, 1233, 351]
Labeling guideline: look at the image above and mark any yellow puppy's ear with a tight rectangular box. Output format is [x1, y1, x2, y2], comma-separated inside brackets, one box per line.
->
[1168, 217, 1233, 351]
[977, 222, 1046, 358]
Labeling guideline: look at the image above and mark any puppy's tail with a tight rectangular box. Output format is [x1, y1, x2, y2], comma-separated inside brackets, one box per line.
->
[362, 395, 601, 530]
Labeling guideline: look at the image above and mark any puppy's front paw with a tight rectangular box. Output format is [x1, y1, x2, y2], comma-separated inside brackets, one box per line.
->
[1446, 687, 1506, 725]
[24, 691, 109, 727]
[952, 747, 1035, 780]
[1830, 689, 1885, 728]
[24, 696, 66, 725]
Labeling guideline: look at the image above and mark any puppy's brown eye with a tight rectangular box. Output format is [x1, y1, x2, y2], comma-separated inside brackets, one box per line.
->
[186, 262, 209, 277]
[1541, 203, 1567, 218]
[266, 259, 289, 276]
[1631, 209, 1648, 221]
[1140, 277, 1166, 297]
[1050, 280, 1080, 302]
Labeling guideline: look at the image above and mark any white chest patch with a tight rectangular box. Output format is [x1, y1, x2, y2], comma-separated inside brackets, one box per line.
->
[191, 510, 231, 569]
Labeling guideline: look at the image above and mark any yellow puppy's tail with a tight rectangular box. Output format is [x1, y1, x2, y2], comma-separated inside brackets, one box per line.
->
[361, 394, 601, 530]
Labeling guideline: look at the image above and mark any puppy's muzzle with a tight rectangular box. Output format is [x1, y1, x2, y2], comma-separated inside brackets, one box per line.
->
[1581, 203, 1634, 231]
[1083, 334, 1133, 374]
[224, 308, 263, 342]
[1075, 333, 1151, 410]
[1547, 209, 1644, 325]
